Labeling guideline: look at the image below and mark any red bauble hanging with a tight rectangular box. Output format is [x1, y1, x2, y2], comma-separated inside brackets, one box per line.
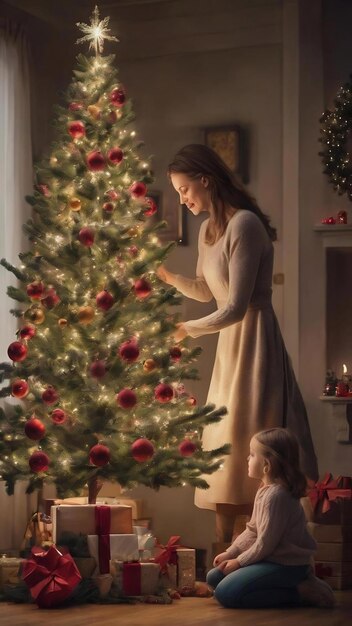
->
[51, 408, 67, 424]
[25, 417, 46, 441]
[42, 288, 61, 309]
[78, 227, 95, 247]
[96, 290, 114, 311]
[29, 450, 49, 473]
[69, 102, 84, 111]
[27, 281, 45, 300]
[119, 340, 140, 363]
[86, 150, 106, 171]
[110, 87, 126, 107]
[11, 379, 29, 398]
[131, 438, 155, 463]
[178, 439, 197, 457]
[154, 383, 174, 403]
[89, 360, 106, 379]
[19, 324, 36, 340]
[42, 387, 59, 405]
[89, 444, 111, 466]
[129, 181, 147, 199]
[116, 388, 137, 409]
[134, 277, 152, 299]
[107, 147, 123, 164]
[68, 121, 86, 139]
[144, 197, 157, 216]
[102, 202, 114, 214]
[37, 184, 51, 197]
[169, 346, 182, 362]
[128, 245, 139, 258]
[7, 341, 27, 362]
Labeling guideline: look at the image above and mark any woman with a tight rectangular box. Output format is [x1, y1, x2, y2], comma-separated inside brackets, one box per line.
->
[157, 144, 318, 542]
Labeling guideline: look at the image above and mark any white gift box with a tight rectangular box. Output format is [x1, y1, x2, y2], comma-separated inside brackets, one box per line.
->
[87, 533, 139, 575]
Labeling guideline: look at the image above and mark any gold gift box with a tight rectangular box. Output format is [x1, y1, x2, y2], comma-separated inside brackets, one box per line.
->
[51, 504, 133, 542]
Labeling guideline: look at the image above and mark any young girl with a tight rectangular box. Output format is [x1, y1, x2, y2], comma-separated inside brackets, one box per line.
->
[207, 428, 335, 609]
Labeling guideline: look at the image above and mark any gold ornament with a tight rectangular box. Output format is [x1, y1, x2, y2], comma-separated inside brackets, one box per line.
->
[58, 318, 68, 327]
[88, 104, 101, 120]
[143, 358, 157, 372]
[77, 306, 95, 325]
[69, 197, 81, 211]
[128, 226, 140, 238]
[27, 308, 45, 325]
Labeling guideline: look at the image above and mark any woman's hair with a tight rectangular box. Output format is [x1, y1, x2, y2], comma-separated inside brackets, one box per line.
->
[167, 144, 277, 245]
[253, 428, 307, 499]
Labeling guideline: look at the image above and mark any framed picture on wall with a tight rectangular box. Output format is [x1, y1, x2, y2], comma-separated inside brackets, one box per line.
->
[147, 190, 187, 245]
[204, 125, 248, 183]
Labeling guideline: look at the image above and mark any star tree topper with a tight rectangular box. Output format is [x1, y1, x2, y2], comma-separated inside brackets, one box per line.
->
[76, 5, 118, 56]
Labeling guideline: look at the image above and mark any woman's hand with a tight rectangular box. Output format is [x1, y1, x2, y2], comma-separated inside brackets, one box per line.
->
[217, 558, 241, 575]
[156, 265, 171, 284]
[173, 322, 187, 342]
[213, 551, 229, 567]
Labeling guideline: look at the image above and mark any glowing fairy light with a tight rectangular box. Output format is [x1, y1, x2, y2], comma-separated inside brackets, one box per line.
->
[76, 6, 118, 56]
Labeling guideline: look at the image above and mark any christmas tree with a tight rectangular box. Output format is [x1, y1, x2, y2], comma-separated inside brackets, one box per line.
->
[0, 7, 228, 504]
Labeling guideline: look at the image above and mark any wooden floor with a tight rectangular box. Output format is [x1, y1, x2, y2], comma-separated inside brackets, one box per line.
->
[0, 592, 351, 626]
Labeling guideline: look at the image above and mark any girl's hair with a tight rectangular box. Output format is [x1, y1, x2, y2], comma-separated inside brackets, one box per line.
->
[253, 428, 307, 499]
[167, 144, 277, 245]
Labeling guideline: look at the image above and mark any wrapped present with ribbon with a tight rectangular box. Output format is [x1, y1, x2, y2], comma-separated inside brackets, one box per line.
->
[22, 545, 81, 608]
[0, 556, 23, 593]
[154, 536, 195, 591]
[51, 504, 132, 543]
[87, 533, 139, 575]
[305, 473, 352, 525]
[111, 561, 161, 596]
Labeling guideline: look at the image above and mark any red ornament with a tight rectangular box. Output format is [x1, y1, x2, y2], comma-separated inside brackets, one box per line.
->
[19, 324, 36, 340]
[154, 383, 174, 403]
[11, 379, 29, 398]
[42, 288, 60, 309]
[116, 388, 137, 409]
[7, 341, 27, 362]
[119, 340, 140, 363]
[187, 395, 197, 406]
[337, 210, 348, 224]
[102, 202, 114, 215]
[107, 147, 123, 165]
[89, 360, 106, 379]
[27, 281, 45, 299]
[336, 381, 349, 397]
[144, 197, 157, 216]
[128, 245, 139, 258]
[25, 418, 46, 441]
[110, 87, 126, 107]
[106, 189, 119, 200]
[134, 277, 152, 299]
[129, 182, 147, 199]
[321, 216, 336, 225]
[29, 450, 49, 472]
[51, 409, 67, 424]
[96, 290, 114, 311]
[86, 150, 106, 171]
[37, 184, 51, 197]
[131, 438, 155, 462]
[89, 443, 111, 466]
[178, 439, 197, 457]
[78, 227, 95, 247]
[68, 121, 85, 139]
[169, 346, 182, 362]
[69, 102, 84, 111]
[42, 387, 59, 405]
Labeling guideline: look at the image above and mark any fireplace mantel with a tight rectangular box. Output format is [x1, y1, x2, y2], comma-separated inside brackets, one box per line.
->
[314, 224, 352, 247]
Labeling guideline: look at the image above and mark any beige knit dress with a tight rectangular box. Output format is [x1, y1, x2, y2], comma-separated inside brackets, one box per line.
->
[170, 210, 318, 510]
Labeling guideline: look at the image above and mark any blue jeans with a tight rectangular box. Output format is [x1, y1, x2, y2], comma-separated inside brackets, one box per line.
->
[207, 561, 310, 608]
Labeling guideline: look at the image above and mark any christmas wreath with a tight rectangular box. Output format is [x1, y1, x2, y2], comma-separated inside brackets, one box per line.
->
[319, 77, 352, 200]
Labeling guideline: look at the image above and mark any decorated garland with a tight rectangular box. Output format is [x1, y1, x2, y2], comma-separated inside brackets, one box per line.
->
[319, 77, 352, 200]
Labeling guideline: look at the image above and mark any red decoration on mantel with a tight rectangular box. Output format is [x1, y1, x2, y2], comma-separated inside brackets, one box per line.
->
[321, 216, 336, 225]
[337, 210, 348, 224]
[321, 210, 348, 225]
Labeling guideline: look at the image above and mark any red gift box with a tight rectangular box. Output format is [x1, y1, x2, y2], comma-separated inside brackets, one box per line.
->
[22, 545, 81, 608]
[307, 473, 352, 524]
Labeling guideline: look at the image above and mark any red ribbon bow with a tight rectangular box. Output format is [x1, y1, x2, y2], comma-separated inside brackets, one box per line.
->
[154, 535, 181, 573]
[22, 545, 81, 608]
[95, 505, 111, 574]
[308, 472, 352, 513]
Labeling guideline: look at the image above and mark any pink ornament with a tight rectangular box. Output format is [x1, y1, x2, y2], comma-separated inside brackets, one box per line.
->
[51, 409, 67, 424]
[128, 245, 139, 258]
[110, 87, 126, 107]
[69, 102, 84, 111]
[107, 147, 123, 165]
[11, 379, 29, 398]
[134, 277, 152, 299]
[37, 184, 51, 197]
[119, 340, 140, 363]
[187, 395, 197, 406]
[27, 281, 45, 300]
[106, 189, 119, 200]
[42, 288, 60, 309]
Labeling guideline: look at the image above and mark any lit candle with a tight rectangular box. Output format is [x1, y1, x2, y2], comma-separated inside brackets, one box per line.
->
[342, 364, 352, 388]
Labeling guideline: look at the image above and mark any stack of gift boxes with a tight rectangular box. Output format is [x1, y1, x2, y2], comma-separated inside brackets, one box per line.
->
[302, 473, 352, 590]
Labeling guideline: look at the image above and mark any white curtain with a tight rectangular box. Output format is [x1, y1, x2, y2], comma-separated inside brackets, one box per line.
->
[0, 21, 37, 553]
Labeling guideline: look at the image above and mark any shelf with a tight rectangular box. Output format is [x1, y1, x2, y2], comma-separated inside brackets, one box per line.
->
[314, 224, 352, 232]
[319, 396, 352, 443]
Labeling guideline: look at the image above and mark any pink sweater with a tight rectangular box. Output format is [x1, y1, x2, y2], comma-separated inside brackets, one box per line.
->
[226, 484, 316, 567]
